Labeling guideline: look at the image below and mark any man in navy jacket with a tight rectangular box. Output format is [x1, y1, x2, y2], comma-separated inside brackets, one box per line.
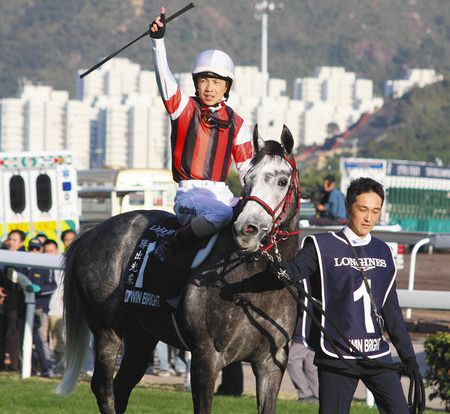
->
[270, 177, 422, 414]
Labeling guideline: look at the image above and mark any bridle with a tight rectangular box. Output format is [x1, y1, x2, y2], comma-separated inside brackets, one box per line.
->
[241, 154, 301, 253]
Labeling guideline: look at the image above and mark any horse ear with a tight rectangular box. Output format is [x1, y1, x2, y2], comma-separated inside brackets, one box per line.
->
[281, 125, 294, 155]
[253, 124, 265, 152]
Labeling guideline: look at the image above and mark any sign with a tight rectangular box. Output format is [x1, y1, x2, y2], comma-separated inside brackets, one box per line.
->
[0, 152, 73, 170]
[343, 160, 384, 171]
[387, 161, 450, 179]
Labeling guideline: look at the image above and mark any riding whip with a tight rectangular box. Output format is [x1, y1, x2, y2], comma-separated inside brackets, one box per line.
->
[79, 2, 195, 79]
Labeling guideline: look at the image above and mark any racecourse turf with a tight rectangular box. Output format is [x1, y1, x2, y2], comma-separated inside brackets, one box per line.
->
[0, 372, 438, 413]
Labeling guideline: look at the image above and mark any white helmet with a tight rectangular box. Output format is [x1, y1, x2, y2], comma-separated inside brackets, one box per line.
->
[192, 49, 235, 81]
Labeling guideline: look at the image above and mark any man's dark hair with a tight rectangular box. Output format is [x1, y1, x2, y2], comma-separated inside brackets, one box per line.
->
[43, 239, 58, 249]
[346, 177, 385, 207]
[324, 174, 336, 184]
[61, 229, 76, 243]
[8, 229, 25, 242]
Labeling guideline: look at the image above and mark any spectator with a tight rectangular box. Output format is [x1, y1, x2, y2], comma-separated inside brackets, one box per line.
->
[286, 320, 319, 403]
[310, 175, 347, 226]
[60, 229, 76, 250]
[0, 248, 7, 370]
[28, 238, 56, 377]
[0, 230, 26, 371]
[0, 238, 8, 369]
[28, 238, 42, 253]
[146, 343, 187, 377]
[0, 237, 10, 250]
[44, 239, 65, 374]
[83, 333, 95, 377]
[0, 287, 6, 306]
[154, 342, 172, 377]
[36, 233, 48, 245]
[216, 362, 243, 396]
[43, 239, 58, 255]
[169, 346, 187, 376]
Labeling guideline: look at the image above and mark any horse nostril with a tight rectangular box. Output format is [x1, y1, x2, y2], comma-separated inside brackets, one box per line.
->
[243, 225, 258, 235]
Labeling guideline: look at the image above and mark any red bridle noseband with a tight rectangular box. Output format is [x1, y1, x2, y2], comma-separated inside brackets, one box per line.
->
[241, 155, 301, 252]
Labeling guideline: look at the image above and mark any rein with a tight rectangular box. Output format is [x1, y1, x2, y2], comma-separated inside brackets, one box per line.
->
[242, 155, 301, 253]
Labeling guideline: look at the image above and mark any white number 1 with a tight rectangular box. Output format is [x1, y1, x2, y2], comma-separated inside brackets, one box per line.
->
[353, 280, 375, 333]
[135, 242, 156, 288]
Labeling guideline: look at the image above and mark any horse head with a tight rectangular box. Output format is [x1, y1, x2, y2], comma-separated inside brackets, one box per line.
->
[233, 124, 300, 253]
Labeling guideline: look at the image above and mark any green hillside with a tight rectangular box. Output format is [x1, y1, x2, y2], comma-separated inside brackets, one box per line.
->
[359, 80, 450, 164]
[1, 0, 450, 97]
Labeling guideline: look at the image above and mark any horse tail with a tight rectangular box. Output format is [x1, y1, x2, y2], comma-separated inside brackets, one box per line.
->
[56, 231, 92, 395]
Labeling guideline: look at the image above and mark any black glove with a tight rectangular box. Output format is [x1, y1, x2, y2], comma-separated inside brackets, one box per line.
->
[403, 356, 420, 378]
[267, 260, 290, 281]
[402, 357, 426, 414]
[149, 11, 166, 39]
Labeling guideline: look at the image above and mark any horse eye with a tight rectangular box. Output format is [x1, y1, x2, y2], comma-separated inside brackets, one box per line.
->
[278, 178, 288, 187]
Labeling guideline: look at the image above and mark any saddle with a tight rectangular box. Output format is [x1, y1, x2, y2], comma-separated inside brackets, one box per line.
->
[123, 215, 217, 311]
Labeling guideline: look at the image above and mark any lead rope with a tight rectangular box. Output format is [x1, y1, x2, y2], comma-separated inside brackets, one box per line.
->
[340, 232, 385, 334]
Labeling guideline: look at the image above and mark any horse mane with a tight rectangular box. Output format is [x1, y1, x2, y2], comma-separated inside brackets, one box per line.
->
[250, 140, 286, 167]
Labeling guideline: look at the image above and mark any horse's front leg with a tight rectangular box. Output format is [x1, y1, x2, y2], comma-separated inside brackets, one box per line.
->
[252, 349, 288, 414]
[190, 350, 221, 414]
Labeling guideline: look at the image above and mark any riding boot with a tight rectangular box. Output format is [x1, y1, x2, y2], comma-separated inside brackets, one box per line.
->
[154, 224, 198, 262]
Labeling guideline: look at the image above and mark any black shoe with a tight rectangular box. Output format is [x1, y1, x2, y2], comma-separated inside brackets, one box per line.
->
[41, 369, 54, 378]
[298, 396, 318, 404]
[154, 225, 197, 262]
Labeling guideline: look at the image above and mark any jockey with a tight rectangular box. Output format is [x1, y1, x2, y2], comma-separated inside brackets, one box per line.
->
[149, 7, 253, 261]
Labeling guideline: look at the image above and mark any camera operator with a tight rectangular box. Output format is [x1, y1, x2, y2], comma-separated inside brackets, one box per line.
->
[310, 175, 347, 226]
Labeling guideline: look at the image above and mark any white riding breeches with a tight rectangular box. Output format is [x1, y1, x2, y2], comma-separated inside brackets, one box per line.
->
[174, 180, 238, 230]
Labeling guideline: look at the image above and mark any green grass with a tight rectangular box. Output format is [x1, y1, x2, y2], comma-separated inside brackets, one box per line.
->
[0, 372, 438, 413]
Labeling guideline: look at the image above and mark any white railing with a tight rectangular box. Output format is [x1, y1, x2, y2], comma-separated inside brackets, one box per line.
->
[0, 250, 63, 270]
[8, 270, 35, 378]
[405, 234, 450, 318]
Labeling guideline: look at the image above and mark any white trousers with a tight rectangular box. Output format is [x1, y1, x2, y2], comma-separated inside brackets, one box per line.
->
[174, 180, 238, 230]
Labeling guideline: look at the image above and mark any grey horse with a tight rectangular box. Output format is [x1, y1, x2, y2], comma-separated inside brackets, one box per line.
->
[57, 125, 301, 414]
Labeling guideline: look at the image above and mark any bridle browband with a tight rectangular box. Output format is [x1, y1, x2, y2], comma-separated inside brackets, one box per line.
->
[242, 154, 301, 253]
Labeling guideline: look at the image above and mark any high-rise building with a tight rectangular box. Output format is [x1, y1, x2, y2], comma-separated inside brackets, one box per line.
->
[384, 68, 444, 99]
[127, 95, 168, 169]
[65, 100, 91, 169]
[0, 82, 90, 169]
[293, 66, 383, 146]
[0, 98, 24, 152]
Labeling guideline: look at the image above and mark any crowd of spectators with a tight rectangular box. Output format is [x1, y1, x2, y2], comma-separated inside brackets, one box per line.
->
[0, 228, 76, 377]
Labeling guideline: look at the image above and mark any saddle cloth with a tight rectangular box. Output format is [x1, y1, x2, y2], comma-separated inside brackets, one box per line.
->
[123, 216, 212, 310]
